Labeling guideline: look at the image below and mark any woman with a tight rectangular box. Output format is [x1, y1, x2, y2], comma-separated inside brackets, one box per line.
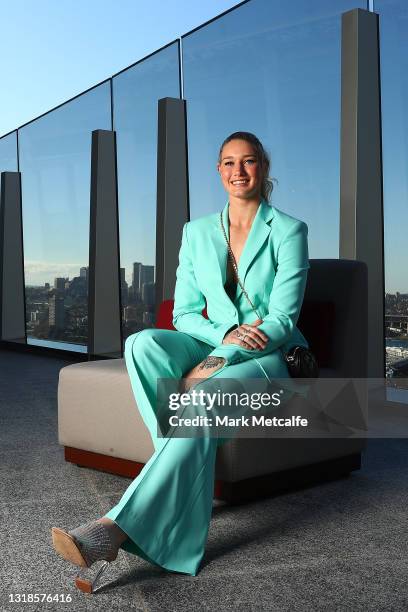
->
[51, 131, 310, 592]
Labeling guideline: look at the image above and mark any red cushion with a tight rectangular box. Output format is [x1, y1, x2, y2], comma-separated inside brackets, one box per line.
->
[156, 300, 176, 330]
[156, 299, 207, 330]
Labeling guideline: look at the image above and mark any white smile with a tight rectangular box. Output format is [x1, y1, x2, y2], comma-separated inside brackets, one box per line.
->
[231, 180, 249, 185]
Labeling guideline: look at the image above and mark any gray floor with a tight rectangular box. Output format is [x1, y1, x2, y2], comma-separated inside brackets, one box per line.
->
[1, 347, 408, 612]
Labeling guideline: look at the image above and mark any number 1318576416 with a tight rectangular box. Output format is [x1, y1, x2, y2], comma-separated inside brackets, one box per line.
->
[8, 593, 73, 603]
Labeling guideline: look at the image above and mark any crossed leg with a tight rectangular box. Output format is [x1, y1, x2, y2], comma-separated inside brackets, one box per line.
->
[102, 329, 295, 575]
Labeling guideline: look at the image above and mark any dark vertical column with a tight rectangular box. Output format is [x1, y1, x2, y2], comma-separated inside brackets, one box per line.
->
[156, 97, 189, 313]
[340, 9, 385, 380]
[0, 172, 26, 343]
[88, 130, 122, 358]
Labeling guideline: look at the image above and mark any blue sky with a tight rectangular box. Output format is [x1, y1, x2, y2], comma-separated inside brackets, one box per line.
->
[0, 0, 240, 136]
[0, 0, 240, 288]
[0, 0, 406, 294]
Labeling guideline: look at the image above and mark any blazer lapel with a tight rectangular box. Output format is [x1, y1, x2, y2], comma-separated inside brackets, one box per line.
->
[236, 200, 274, 299]
[210, 201, 229, 286]
[210, 199, 274, 301]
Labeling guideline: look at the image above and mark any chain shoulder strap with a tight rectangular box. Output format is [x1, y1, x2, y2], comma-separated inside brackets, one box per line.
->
[220, 212, 262, 320]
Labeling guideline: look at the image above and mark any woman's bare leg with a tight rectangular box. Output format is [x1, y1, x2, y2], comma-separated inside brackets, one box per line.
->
[181, 356, 226, 392]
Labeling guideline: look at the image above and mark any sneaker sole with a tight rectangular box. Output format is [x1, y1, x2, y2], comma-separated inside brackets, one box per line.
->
[51, 527, 89, 568]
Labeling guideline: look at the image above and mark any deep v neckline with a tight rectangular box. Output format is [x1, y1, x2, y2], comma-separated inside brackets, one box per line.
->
[224, 255, 237, 302]
[227, 220, 252, 270]
[225, 203, 259, 270]
[216, 200, 274, 302]
[221, 209, 253, 302]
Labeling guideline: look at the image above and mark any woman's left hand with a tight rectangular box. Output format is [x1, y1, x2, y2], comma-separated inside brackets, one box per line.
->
[222, 319, 267, 350]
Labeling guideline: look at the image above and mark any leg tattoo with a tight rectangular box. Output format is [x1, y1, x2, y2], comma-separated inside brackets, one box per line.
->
[198, 357, 226, 371]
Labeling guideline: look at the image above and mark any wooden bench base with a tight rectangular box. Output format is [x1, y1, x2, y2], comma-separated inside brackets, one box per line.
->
[64, 446, 361, 504]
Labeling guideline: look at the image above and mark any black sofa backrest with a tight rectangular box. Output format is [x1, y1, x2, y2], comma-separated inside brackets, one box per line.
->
[299, 259, 368, 378]
[159, 259, 368, 379]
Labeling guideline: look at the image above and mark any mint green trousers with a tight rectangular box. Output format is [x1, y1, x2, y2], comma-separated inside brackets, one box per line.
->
[104, 328, 290, 576]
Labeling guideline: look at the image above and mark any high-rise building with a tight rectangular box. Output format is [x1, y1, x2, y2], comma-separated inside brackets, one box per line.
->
[68, 275, 88, 298]
[141, 265, 154, 287]
[131, 263, 154, 303]
[141, 281, 155, 308]
[120, 267, 129, 305]
[124, 305, 139, 323]
[49, 291, 65, 329]
[132, 262, 142, 295]
[80, 267, 88, 280]
[54, 277, 67, 291]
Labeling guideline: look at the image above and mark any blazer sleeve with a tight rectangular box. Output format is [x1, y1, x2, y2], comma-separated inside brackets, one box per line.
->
[172, 223, 235, 347]
[207, 220, 310, 365]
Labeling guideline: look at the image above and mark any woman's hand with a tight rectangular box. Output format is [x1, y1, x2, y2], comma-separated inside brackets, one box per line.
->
[222, 319, 268, 350]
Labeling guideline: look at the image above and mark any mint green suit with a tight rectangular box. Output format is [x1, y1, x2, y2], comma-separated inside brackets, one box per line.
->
[104, 200, 310, 575]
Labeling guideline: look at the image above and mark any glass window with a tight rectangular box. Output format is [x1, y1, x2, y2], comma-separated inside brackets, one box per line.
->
[182, 0, 366, 259]
[112, 42, 180, 344]
[0, 132, 18, 172]
[375, 0, 408, 400]
[18, 83, 111, 351]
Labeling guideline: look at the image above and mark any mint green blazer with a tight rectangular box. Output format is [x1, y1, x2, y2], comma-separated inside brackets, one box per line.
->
[172, 199, 310, 368]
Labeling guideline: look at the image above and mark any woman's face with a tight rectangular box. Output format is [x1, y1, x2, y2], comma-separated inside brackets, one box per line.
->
[217, 139, 264, 201]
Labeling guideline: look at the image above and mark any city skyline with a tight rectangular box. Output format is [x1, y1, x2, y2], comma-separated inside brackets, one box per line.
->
[24, 259, 155, 288]
[25, 257, 157, 345]
[23, 256, 408, 294]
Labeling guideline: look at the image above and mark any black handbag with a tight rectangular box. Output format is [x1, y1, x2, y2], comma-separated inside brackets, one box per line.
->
[220, 212, 319, 379]
[283, 345, 319, 378]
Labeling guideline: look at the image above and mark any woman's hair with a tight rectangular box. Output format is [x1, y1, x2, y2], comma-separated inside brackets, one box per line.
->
[217, 131, 276, 203]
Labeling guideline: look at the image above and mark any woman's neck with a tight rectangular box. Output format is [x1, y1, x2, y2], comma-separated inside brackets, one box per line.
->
[228, 197, 261, 230]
